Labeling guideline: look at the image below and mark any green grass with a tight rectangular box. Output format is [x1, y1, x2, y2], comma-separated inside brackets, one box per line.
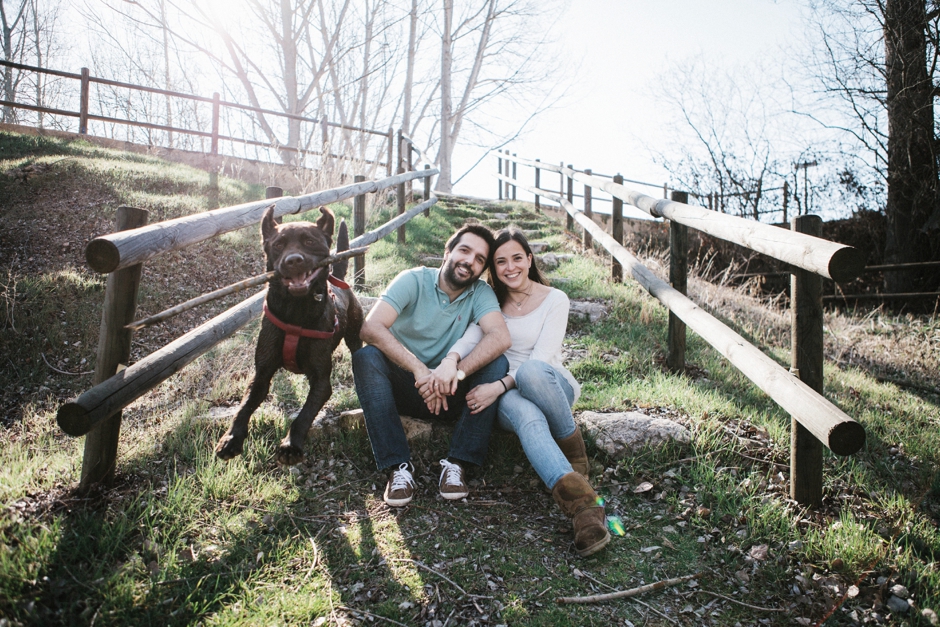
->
[1, 130, 939, 625]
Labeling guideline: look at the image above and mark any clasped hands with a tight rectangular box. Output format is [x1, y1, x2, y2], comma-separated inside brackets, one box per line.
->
[414, 357, 503, 416]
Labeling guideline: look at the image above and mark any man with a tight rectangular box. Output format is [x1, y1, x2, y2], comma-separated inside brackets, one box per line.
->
[352, 223, 511, 507]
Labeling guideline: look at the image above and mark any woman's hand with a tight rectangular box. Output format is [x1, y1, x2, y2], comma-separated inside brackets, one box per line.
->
[465, 381, 504, 415]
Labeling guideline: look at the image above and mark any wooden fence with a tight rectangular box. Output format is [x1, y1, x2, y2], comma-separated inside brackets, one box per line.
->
[57, 168, 438, 490]
[0, 59, 393, 174]
[496, 153, 868, 507]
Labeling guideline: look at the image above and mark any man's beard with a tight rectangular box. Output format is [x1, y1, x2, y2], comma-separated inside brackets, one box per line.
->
[442, 257, 481, 290]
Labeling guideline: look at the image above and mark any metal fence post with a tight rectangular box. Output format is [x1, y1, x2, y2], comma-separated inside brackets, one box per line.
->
[667, 191, 688, 372]
[583, 168, 593, 250]
[354, 175, 366, 287]
[791, 214, 824, 506]
[534, 159, 541, 213]
[612, 174, 624, 282]
[80, 206, 149, 490]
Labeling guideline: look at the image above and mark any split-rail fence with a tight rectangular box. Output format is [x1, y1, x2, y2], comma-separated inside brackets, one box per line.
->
[496, 152, 868, 507]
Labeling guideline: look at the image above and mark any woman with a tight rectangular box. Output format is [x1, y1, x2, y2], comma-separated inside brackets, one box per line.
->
[437, 227, 610, 557]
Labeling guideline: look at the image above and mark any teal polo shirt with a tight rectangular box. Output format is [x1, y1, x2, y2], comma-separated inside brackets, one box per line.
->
[379, 266, 500, 368]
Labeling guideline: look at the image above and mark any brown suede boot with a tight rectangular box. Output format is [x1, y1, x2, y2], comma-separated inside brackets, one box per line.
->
[557, 428, 589, 479]
[551, 472, 611, 557]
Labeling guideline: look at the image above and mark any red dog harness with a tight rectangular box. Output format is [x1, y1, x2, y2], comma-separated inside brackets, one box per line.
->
[263, 275, 351, 374]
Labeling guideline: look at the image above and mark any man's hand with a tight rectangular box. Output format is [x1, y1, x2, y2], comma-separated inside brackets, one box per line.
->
[415, 370, 449, 414]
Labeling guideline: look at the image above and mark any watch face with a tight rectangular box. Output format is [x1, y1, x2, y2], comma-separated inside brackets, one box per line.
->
[457, 369, 466, 381]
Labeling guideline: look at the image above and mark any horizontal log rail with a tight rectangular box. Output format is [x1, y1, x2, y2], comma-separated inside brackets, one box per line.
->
[85, 169, 438, 273]
[824, 292, 940, 302]
[57, 292, 265, 437]
[505, 176, 865, 456]
[59, 194, 438, 438]
[500, 155, 865, 283]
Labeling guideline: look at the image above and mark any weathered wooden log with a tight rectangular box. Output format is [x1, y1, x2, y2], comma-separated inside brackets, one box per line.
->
[58, 291, 265, 437]
[498, 158, 865, 282]
[85, 169, 437, 274]
[509, 179, 865, 456]
[125, 247, 368, 331]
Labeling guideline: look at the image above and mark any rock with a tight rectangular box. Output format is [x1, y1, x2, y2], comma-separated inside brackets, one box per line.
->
[569, 300, 608, 323]
[309, 408, 430, 442]
[578, 411, 690, 459]
[538, 253, 559, 268]
[887, 595, 910, 614]
[921, 608, 939, 626]
[890, 584, 910, 599]
[493, 213, 510, 220]
[528, 241, 550, 253]
[207, 406, 239, 420]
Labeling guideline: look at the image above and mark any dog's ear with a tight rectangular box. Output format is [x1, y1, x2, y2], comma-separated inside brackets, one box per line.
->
[316, 206, 334, 246]
[261, 204, 278, 244]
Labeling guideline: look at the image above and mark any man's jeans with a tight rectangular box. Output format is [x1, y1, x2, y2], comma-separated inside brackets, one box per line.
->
[352, 345, 509, 470]
[497, 360, 576, 490]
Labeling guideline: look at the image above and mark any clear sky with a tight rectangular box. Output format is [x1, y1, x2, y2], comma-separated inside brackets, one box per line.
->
[451, 0, 805, 214]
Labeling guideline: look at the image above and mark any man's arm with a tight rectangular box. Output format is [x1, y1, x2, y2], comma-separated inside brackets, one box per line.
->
[360, 301, 432, 380]
[455, 310, 511, 376]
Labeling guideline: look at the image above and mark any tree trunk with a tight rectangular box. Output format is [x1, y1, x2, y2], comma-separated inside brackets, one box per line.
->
[883, 0, 938, 291]
[437, 0, 453, 192]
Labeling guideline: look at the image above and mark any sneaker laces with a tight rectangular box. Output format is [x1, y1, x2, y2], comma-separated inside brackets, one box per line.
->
[390, 463, 415, 490]
[439, 459, 463, 486]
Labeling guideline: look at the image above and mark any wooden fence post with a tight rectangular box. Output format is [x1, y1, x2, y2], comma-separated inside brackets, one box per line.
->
[386, 127, 394, 177]
[504, 150, 511, 200]
[612, 174, 624, 282]
[354, 175, 366, 287]
[558, 161, 564, 210]
[395, 162, 405, 244]
[79, 67, 90, 134]
[791, 214, 825, 506]
[667, 191, 688, 373]
[80, 206, 149, 490]
[782, 181, 789, 224]
[566, 165, 574, 232]
[423, 164, 431, 217]
[407, 138, 414, 200]
[534, 159, 541, 213]
[266, 186, 283, 224]
[583, 168, 593, 250]
[211, 93, 220, 155]
[498, 152, 503, 200]
[512, 153, 517, 200]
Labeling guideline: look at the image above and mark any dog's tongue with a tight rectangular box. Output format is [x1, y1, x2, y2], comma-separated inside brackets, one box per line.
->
[282, 267, 324, 295]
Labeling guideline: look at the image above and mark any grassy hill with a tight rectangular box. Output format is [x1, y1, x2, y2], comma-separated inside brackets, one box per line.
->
[1, 129, 939, 626]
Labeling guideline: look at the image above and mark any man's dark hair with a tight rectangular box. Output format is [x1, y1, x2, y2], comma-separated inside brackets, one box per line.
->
[445, 223, 496, 268]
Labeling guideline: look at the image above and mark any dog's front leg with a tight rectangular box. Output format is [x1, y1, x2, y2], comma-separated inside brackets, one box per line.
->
[216, 327, 281, 460]
[276, 373, 331, 466]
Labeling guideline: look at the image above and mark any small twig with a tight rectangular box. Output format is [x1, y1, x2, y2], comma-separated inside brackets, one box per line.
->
[41, 352, 93, 376]
[694, 589, 785, 612]
[337, 605, 408, 627]
[388, 558, 493, 600]
[736, 451, 788, 471]
[556, 572, 701, 605]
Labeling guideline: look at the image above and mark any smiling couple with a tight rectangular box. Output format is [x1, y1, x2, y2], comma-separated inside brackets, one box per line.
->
[352, 222, 610, 557]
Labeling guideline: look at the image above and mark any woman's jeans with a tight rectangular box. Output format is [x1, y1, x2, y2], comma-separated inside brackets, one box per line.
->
[353, 345, 509, 470]
[497, 360, 576, 490]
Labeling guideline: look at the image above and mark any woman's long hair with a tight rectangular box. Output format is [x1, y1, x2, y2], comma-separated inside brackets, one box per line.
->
[488, 227, 548, 307]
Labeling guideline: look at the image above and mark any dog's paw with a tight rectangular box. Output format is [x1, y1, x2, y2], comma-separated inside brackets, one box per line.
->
[215, 433, 245, 460]
[275, 443, 305, 467]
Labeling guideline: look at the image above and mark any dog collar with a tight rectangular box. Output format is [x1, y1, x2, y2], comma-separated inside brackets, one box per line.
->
[263, 304, 339, 374]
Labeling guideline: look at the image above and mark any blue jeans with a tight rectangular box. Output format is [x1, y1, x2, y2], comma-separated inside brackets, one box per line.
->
[352, 345, 509, 470]
[497, 360, 576, 490]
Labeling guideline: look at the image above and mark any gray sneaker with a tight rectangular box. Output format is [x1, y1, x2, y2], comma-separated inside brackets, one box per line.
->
[438, 459, 469, 500]
[384, 462, 416, 507]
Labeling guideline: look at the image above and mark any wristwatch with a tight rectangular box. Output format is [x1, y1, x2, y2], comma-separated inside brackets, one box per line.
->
[456, 369, 466, 381]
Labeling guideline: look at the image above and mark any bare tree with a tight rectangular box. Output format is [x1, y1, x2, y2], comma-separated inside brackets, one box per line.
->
[802, 0, 940, 290]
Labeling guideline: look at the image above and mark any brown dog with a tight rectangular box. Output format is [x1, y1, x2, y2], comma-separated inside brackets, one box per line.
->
[215, 206, 363, 465]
